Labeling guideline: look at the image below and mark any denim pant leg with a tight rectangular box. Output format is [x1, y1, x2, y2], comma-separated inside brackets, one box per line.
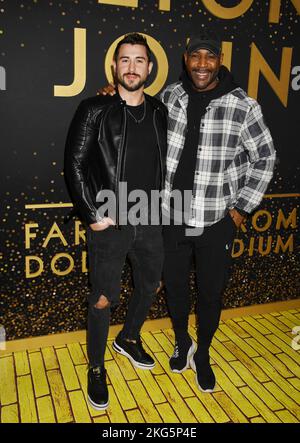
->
[121, 225, 164, 340]
[87, 226, 133, 366]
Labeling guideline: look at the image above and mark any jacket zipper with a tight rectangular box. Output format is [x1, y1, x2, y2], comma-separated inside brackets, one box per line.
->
[153, 108, 164, 190]
[115, 102, 127, 228]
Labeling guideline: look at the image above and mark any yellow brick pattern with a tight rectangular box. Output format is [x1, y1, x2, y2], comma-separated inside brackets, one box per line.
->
[36, 396, 56, 423]
[0, 308, 299, 423]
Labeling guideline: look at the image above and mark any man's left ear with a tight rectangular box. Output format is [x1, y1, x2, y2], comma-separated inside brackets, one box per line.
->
[183, 52, 188, 65]
[148, 61, 153, 75]
[220, 53, 224, 65]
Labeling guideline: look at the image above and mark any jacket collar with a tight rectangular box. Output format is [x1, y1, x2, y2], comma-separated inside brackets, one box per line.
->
[172, 82, 241, 109]
[114, 90, 161, 110]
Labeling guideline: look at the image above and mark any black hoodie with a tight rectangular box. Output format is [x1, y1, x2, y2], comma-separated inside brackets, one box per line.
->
[172, 65, 238, 196]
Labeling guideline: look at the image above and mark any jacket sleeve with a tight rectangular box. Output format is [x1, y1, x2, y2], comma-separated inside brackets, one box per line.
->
[64, 101, 101, 225]
[234, 103, 276, 214]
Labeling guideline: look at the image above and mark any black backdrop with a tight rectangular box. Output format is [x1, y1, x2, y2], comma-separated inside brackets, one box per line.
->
[0, 0, 299, 340]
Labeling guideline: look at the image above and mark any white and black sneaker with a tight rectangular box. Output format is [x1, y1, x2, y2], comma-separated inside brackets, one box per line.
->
[112, 334, 155, 369]
[169, 337, 196, 373]
[190, 354, 216, 393]
[87, 366, 109, 410]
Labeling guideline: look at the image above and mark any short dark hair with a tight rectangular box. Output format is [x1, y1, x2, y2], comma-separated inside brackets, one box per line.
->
[113, 33, 152, 62]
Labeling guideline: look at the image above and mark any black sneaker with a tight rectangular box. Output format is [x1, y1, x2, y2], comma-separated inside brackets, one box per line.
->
[169, 338, 196, 373]
[190, 355, 216, 393]
[112, 334, 155, 369]
[87, 366, 109, 410]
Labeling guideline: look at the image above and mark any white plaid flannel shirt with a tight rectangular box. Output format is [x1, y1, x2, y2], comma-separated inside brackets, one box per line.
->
[160, 82, 276, 228]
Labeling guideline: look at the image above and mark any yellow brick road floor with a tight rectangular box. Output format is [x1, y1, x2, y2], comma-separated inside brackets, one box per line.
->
[1, 308, 300, 423]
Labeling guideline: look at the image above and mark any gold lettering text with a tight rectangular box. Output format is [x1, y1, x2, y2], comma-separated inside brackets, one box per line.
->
[258, 236, 272, 255]
[25, 256, 44, 278]
[274, 234, 294, 253]
[75, 220, 86, 245]
[43, 222, 67, 248]
[276, 208, 297, 230]
[51, 253, 74, 276]
[54, 28, 86, 97]
[98, 0, 170, 10]
[269, 0, 300, 23]
[248, 43, 293, 106]
[25, 223, 39, 249]
[232, 239, 245, 258]
[252, 210, 272, 232]
[201, 0, 253, 19]
[82, 251, 88, 273]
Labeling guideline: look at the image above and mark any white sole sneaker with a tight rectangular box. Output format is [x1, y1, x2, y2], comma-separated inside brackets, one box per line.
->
[190, 356, 216, 393]
[112, 340, 155, 370]
[87, 395, 109, 410]
[170, 339, 197, 373]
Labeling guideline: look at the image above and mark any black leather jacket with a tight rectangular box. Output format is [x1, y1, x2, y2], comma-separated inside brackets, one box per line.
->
[64, 93, 168, 227]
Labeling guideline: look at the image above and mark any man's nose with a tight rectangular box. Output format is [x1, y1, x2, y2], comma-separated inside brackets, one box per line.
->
[128, 61, 136, 72]
[197, 56, 208, 68]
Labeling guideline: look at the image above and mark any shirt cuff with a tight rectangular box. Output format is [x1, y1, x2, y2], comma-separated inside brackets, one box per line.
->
[233, 207, 248, 217]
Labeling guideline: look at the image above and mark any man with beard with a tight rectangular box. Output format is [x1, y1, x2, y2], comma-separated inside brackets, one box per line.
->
[98, 28, 276, 394]
[64, 33, 167, 410]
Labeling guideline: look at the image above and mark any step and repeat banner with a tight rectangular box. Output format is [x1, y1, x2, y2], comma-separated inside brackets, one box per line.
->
[0, 0, 299, 340]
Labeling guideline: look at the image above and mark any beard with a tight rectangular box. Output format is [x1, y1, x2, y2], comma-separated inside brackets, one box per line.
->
[117, 72, 148, 92]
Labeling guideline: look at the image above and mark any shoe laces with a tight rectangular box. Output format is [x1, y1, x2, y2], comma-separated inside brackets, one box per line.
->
[92, 366, 103, 380]
[135, 337, 143, 348]
[172, 343, 179, 359]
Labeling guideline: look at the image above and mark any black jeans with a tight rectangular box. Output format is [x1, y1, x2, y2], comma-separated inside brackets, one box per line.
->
[87, 224, 164, 367]
[163, 213, 236, 362]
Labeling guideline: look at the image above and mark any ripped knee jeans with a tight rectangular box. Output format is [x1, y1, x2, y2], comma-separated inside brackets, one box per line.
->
[86, 224, 164, 365]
